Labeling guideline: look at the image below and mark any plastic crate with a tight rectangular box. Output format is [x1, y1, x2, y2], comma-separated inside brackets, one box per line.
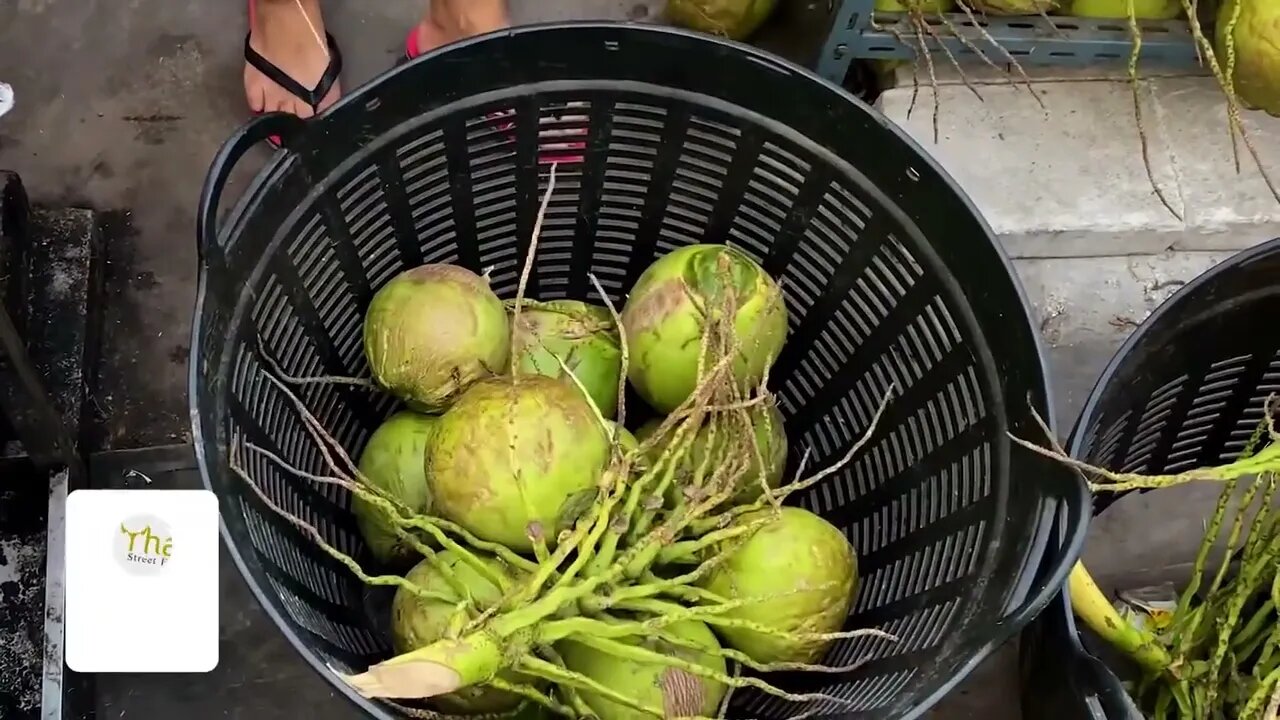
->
[816, 0, 1201, 84]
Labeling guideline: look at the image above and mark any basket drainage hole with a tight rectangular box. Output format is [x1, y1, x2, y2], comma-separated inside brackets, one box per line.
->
[906, 167, 920, 182]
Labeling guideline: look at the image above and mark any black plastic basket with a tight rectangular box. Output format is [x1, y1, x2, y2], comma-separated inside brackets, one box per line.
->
[192, 22, 1087, 720]
[1018, 237, 1280, 720]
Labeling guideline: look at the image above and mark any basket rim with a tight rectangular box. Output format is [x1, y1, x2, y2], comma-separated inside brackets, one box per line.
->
[1066, 236, 1280, 458]
[189, 19, 1061, 720]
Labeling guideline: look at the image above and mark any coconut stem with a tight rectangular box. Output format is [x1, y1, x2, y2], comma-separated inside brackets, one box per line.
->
[342, 631, 509, 699]
[690, 385, 892, 535]
[647, 626, 872, 676]
[1176, 0, 1280, 205]
[618, 597, 895, 645]
[1126, 0, 1183, 221]
[571, 634, 859, 709]
[1241, 666, 1280, 719]
[1169, 467, 1242, 654]
[655, 515, 771, 565]
[228, 441, 470, 609]
[1206, 487, 1280, 708]
[242, 438, 522, 592]
[253, 365, 539, 573]
[509, 162, 558, 379]
[486, 675, 577, 717]
[603, 547, 744, 607]
[588, 272, 629, 429]
[1008, 430, 1280, 492]
[537, 645, 598, 719]
[1067, 562, 1171, 673]
[516, 655, 666, 719]
[588, 418, 701, 576]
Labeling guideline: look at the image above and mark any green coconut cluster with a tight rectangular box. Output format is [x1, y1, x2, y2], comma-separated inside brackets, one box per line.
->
[232, 206, 892, 719]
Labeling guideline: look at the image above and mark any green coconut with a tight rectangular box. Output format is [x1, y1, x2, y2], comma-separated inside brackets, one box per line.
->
[1068, 0, 1179, 17]
[509, 300, 622, 419]
[876, 0, 955, 11]
[352, 411, 439, 567]
[391, 552, 526, 713]
[1218, 0, 1280, 117]
[363, 264, 509, 412]
[620, 245, 787, 415]
[968, 0, 1060, 13]
[426, 374, 611, 551]
[634, 402, 787, 505]
[665, 0, 779, 41]
[700, 507, 857, 664]
[558, 619, 727, 720]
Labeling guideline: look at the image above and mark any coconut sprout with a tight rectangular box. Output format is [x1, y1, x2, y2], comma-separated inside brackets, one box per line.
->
[228, 169, 895, 719]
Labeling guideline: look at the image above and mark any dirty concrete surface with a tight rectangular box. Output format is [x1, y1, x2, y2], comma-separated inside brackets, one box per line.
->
[0, 0, 1136, 718]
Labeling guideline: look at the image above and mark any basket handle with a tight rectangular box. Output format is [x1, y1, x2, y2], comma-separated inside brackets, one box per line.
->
[196, 111, 305, 262]
[1001, 470, 1091, 628]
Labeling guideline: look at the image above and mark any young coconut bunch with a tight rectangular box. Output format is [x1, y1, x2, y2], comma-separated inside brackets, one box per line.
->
[338, 257, 896, 717]
[1012, 397, 1280, 719]
[230, 171, 897, 719]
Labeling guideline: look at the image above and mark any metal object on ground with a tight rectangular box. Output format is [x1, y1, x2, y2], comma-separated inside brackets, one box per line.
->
[815, 0, 1201, 85]
[0, 171, 103, 720]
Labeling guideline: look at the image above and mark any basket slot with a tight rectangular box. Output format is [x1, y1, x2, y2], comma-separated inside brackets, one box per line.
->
[771, 204, 881, 381]
[623, 106, 691, 287]
[857, 496, 992, 596]
[229, 391, 356, 535]
[569, 99, 614, 300]
[288, 231, 367, 373]
[257, 538, 368, 629]
[319, 177, 376, 306]
[759, 168, 833, 280]
[441, 116, 483, 271]
[818, 413, 991, 557]
[375, 151, 426, 269]
[858, 528, 984, 623]
[698, 127, 762, 246]
[1173, 353, 1271, 470]
[254, 258, 376, 417]
[788, 282, 936, 440]
[236, 475, 356, 609]
[268, 573, 382, 665]
[1118, 374, 1186, 473]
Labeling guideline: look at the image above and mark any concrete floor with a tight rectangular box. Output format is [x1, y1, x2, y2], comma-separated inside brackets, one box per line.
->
[0, 1, 1141, 718]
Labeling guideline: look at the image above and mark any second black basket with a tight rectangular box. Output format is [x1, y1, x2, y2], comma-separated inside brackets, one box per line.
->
[1020, 236, 1280, 720]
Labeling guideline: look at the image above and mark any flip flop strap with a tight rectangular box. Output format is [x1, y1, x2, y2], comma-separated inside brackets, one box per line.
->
[243, 31, 343, 111]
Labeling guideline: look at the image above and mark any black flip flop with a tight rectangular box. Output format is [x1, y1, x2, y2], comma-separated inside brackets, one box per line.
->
[244, 0, 343, 148]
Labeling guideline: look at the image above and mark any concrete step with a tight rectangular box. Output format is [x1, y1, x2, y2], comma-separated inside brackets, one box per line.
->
[875, 69, 1280, 257]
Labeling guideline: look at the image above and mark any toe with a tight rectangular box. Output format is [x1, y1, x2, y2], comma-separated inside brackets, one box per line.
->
[244, 67, 267, 113]
[315, 80, 342, 114]
[287, 95, 316, 120]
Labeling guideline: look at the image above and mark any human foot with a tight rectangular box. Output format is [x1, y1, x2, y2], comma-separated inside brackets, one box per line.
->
[408, 0, 510, 58]
[245, 0, 342, 119]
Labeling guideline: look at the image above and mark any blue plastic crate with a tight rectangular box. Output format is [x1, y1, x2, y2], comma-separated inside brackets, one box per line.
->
[816, 0, 1202, 84]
